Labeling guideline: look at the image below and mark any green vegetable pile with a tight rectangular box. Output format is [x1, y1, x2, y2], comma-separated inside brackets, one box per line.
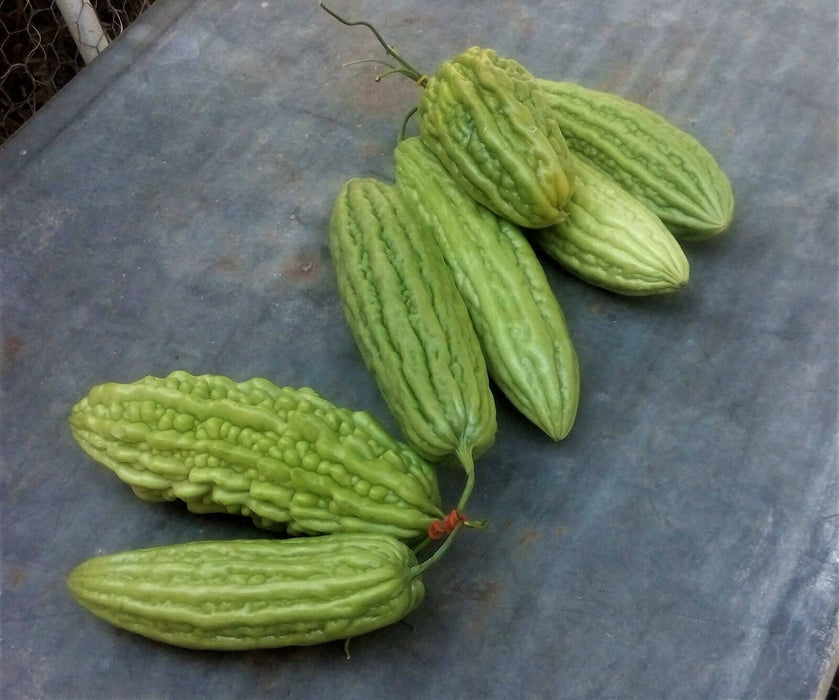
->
[65, 4, 733, 653]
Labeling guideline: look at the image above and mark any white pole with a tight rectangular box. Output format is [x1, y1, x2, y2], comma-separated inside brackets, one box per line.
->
[54, 0, 110, 64]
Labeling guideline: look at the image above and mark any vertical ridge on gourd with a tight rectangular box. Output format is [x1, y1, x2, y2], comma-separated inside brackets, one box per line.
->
[69, 371, 444, 542]
[66, 534, 426, 650]
[532, 156, 690, 295]
[328, 177, 496, 505]
[418, 47, 576, 229]
[536, 78, 734, 239]
[395, 136, 579, 440]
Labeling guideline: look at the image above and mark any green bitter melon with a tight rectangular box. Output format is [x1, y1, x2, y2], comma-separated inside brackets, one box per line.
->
[67, 534, 427, 650]
[329, 177, 496, 508]
[69, 371, 444, 542]
[395, 136, 579, 439]
[532, 156, 690, 295]
[536, 78, 734, 239]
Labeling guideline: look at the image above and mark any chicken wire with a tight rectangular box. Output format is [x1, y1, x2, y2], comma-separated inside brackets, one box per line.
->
[1, 0, 157, 144]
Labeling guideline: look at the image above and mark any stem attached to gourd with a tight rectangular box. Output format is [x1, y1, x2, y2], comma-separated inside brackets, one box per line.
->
[412, 512, 488, 555]
[398, 107, 418, 141]
[410, 520, 465, 576]
[455, 444, 476, 512]
[320, 2, 428, 86]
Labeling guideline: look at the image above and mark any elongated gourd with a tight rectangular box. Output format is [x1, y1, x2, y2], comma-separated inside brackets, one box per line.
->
[328, 178, 496, 505]
[69, 371, 443, 542]
[418, 47, 576, 229]
[67, 534, 426, 650]
[395, 137, 579, 439]
[532, 156, 690, 295]
[536, 78, 734, 239]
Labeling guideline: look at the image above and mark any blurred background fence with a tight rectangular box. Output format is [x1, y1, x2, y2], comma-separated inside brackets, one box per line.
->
[1, 0, 157, 144]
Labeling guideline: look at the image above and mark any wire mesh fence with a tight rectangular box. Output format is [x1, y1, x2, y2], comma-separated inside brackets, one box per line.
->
[1, 0, 157, 144]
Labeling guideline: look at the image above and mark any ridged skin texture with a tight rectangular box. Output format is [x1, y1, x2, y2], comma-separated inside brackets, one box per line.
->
[532, 157, 690, 295]
[67, 534, 425, 650]
[418, 47, 576, 229]
[329, 178, 496, 466]
[536, 79, 734, 239]
[395, 137, 579, 440]
[69, 372, 443, 541]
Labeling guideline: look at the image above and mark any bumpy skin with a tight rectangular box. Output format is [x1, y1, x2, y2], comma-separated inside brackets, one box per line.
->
[532, 157, 690, 295]
[536, 79, 734, 240]
[395, 137, 579, 440]
[67, 534, 425, 650]
[69, 371, 443, 541]
[329, 178, 496, 466]
[418, 47, 576, 229]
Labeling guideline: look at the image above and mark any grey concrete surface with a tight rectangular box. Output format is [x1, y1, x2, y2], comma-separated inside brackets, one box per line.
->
[1, 1, 837, 698]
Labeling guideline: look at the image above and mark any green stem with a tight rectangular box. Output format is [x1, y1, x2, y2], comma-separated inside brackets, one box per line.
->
[342, 59, 420, 83]
[410, 521, 465, 576]
[398, 106, 418, 141]
[341, 58, 399, 70]
[320, 2, 428, 86]
[455, 444, 476, 512]
[411, 535, 431, 555]
[375, 67, 418, 82]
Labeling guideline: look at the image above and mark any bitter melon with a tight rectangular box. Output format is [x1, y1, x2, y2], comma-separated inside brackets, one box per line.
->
[329, 177, 496, 506]
[418, 47, 576, 229]
[395, 136, 579, 439]
[67, 534, 426, 650]
[536, 78, 734, 239]
[69, 371, 443, 541]
[532, 156, 690, 295]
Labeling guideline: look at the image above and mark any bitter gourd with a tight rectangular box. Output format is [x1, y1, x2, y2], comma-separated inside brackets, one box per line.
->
[69, 371, 443, 541]
[319, 6, 574, 229]
[67, 534, 426, 650]
[329, 177, 496, 506]
[395, 136, 579, 439]
[536, 78, 734, 239]
[532, 156, 690, 295]
[418, 47, 576, 229]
